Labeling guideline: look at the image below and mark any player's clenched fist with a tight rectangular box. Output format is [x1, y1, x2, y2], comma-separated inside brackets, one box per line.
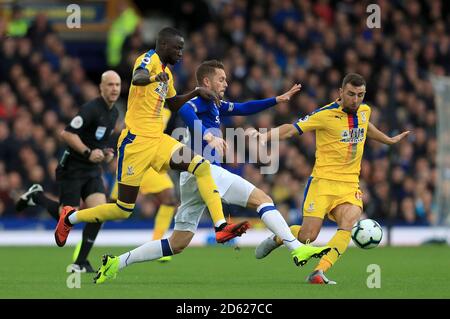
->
[153, 71, 169, 82]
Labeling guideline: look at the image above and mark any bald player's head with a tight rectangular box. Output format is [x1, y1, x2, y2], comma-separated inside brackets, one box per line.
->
[100, 70, 121, 107]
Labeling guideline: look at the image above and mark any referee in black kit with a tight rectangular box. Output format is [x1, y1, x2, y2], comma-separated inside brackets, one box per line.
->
[16, 70, 121, 272]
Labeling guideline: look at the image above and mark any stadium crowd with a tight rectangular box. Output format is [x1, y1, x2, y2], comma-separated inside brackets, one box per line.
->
[0, 0, 444, 226]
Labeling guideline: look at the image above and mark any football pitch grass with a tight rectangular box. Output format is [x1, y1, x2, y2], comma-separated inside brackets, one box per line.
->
[1, 245, 449, 299]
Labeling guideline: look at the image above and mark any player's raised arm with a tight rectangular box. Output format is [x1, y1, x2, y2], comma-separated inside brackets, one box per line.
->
[247, 107, 325, 145]
[367, 122, 411, 145]
[268, 123, 300, 142]
[166, 87, 219, 112]
[246, 123, 300, 146]
[132, 68, 171, 86]
[131, 68, 151, 86]
[276, 84, 302, 103]
[219, 84, 301, 116]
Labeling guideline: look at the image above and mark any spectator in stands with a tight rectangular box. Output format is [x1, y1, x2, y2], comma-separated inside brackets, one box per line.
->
[26, 13, 54, 49]
[106, 1, 140, 67]
[7, 5, 29, 38]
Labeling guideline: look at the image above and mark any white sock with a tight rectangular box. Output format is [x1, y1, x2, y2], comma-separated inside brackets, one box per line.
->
[214, 219, 226, 228]
[256, 203, 301, 251]
[68, 211, 79, 224]
[118, 239, 173, 270]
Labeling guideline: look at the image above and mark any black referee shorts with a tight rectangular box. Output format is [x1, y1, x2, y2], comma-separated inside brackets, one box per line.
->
[57, 176, 106, 207]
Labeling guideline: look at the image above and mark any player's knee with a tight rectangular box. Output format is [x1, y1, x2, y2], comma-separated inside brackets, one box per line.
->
[158, 190, 179, 206]
[338, 207, 361, 229]
[343, 214, 359, 229]
[252, 188, 273, 206]
[163, 197, 179, 207]
[114, 200, 135, 219]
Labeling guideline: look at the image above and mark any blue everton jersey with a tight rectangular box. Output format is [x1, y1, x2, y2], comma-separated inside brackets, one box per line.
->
[179, 96, 277, 166]
[183, 97, 229, 165]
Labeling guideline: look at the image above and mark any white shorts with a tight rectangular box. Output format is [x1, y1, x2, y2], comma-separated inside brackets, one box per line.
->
[174, 164, 255, 233]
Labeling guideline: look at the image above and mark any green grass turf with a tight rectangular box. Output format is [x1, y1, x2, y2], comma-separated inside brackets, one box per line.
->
[0, 245, 449, 299]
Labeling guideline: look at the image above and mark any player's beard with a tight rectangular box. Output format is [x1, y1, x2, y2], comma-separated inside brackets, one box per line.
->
[213, 87, 225, 99]
[342, 104, 359, 114]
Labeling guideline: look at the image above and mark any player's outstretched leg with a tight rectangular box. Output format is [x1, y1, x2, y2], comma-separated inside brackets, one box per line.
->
[153, 204, 176, 263]
[246, 188, 329, 266]
[255, 234, 280, 259]
[248, 187, 331, 267]
[255, 225, 302, 259]
[187, 156, 250, 243]
[255, 223, 330, 266]
[306, 229, 351, 283]
[93, 239, 172, 284]
[307, 204, 359, 284]
[94, 231, 193, 284]
[172, 149, 250, 243]
[153, 190, 178, 262]
[54, 199, 135, 247]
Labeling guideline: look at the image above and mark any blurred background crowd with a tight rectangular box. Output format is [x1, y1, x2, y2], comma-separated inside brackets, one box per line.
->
[0, 0, 445, 226]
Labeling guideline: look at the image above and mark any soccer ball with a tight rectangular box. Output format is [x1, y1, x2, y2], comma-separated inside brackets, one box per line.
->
[351, 219, 383, 249]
